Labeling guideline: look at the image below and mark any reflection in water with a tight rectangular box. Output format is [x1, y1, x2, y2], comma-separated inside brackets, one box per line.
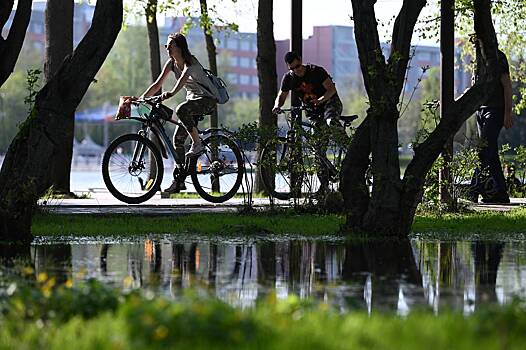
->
[8, 238, 526, 313]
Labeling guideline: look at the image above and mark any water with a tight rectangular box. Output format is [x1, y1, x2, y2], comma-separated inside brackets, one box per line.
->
[3, 237, 525, 314]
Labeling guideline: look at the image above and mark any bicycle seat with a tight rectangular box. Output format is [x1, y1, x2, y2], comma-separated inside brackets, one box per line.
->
[340, 115, 359, 123]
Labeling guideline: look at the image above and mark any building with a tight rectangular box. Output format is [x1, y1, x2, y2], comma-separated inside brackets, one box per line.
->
[5, 3, 471, 100]
[4, 2, 93, 51]
[276, 26, 361, 90]
[276, 27, 471, 98]
[161, 17, 259, 99]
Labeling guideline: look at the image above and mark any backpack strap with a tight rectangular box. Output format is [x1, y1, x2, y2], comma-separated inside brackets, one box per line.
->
[192, 57, 218, 100]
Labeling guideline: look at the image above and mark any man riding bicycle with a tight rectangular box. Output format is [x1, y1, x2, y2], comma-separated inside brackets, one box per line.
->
[272, 51, 345, 192]
[272, 51, 343, 125]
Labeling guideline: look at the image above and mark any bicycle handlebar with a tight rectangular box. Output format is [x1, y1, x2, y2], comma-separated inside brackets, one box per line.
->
[275, 104, 359, 126]
[274, 104, 312, 115]
[132, 96, 162, 106]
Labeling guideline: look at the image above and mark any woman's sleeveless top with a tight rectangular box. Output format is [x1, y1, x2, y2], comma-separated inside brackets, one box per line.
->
[171, 57, 217, 101]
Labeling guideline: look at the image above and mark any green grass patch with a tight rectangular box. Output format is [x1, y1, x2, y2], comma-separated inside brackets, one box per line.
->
[2, 278, 526, 350]
[31, 208, 526, 238]
[32, 212, 344, 236]
[412, 207, 526, 239]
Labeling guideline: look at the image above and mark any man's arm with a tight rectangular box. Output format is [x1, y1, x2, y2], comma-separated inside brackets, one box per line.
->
[502, 73, 513, 129]
[272, 90, 289, 114]
[314, 78, 337, 105]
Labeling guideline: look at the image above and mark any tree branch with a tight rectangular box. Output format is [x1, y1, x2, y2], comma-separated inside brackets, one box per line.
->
[37, 0, 123, 108]
[0, 0, 15, 32]
[350, 0, 386, 101]
[402, 0, 499, 209]
[388, 0, 426, 95]
[0, 0, 32, 87]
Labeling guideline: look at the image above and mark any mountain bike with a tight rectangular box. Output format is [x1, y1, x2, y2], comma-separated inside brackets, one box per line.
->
[101, 96, 244, 204]
[258, 104, 357, 200]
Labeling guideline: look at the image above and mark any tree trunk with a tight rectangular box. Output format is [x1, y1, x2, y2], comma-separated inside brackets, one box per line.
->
[255, 0, 278, 193]
[145, 0, 162, 180]
[0, 0, 123, 243]
[45, 0, 74, 195]
[0, 0, 32, 88]
[145, 0, 161, 86]
[199, 0, 218, 129]
[199, 0, 220, 192]
[343, 0, 500, 237]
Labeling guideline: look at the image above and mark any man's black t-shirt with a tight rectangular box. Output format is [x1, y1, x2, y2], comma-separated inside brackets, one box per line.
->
[280, 64, 336, 104]
[480, 50, 510, 109]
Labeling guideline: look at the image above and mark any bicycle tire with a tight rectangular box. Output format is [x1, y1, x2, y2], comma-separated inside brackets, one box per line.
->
[102, 134, 164, 204]
[260, 137, 326, 200]
[190, 134, 244, 203]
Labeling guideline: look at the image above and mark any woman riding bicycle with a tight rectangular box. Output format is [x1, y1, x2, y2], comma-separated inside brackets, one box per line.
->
[139, 32, 219, 193]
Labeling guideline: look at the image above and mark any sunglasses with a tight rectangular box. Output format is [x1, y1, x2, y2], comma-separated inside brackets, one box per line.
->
[164, 43, 176, 49]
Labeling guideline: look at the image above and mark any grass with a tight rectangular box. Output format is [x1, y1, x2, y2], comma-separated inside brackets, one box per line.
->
[412, 208, 526, 239]
[2, 278, 526, 350]
[166, 192, 268, 199]
[32, 212, 344, 237]
[30, 207, 526, 238]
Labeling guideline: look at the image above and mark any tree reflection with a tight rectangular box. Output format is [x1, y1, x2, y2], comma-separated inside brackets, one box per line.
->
[342, 238, 422, 313]
[472, 241, 504, 305]
[12, 237, 520, 314]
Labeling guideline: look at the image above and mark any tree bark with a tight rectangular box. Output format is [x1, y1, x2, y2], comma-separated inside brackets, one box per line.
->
[400, 0, 500, 233]
[0, 0, 123, 243]
[343, 0, 499, 237]
[255, 0, 278, 193]
[145, 0, 161, 86]
[0, 0, 32, 88]
[45, 0, 74, 194]
[199, 0, 220, 192]
[145, 0, 162, 180]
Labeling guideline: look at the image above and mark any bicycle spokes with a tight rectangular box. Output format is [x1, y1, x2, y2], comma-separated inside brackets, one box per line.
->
[102, 135, 164, 203]
[190, 135, 244, 203]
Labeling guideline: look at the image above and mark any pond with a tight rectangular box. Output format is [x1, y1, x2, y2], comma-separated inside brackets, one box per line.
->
[2, 236, 526, 314]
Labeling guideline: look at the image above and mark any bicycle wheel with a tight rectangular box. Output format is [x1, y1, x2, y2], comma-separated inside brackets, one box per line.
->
[190, 134, 244, 203]
[102, 134, 164, 204]
[259, 137, 325, 200]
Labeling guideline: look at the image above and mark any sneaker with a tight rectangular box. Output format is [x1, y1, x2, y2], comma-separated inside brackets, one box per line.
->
[163, 180, 187, 194]
[466, 192, 479, 203]
[481, 193, 510, 204]
[185, 142, 204, 157]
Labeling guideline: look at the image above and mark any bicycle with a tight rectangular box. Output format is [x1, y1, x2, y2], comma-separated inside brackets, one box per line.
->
[101, 96, 244, 204]
[258, 104, 358, 200]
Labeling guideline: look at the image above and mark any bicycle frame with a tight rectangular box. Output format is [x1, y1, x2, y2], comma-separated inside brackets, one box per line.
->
[282, 107, 347, 178]
[128, 100, 236, 181]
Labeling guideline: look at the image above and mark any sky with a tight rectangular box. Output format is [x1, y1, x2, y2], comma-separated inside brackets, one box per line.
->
[236, 0, 402, 40]
[215, 0, 439, 44]
[27, 0, 439, 45]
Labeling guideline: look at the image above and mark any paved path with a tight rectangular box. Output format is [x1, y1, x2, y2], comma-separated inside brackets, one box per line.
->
[38, 189, 284, 215]
[38, 189, 526, 215]
[471, 198, 526, 212]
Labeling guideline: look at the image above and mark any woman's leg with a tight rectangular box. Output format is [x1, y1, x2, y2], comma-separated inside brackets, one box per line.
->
[175, 98, 216, 155]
